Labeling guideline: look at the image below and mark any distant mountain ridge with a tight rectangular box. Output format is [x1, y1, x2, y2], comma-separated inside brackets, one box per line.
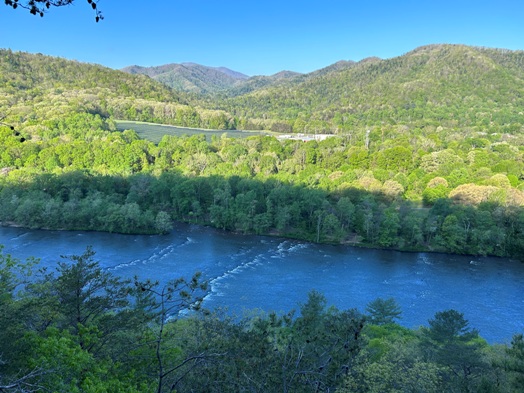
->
[121, 62, 304, 96]
[3, 44, 524, 136]
[119, 57, 378, 97]
[121, 62, 252, 95]
[211, 44, 524, 133]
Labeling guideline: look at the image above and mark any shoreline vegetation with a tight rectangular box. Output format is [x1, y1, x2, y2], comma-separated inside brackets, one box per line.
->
[1, 114, 523, 261]
[0, 114, 524, 259]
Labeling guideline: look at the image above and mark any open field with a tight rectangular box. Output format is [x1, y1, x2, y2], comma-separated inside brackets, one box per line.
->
[115, 120, 268, 143]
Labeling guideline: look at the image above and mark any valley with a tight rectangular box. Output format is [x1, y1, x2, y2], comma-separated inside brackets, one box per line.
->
[1, 42, 524, 392]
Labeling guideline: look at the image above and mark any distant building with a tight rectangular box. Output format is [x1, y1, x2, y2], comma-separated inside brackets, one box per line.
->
[276, 133, 334, 142]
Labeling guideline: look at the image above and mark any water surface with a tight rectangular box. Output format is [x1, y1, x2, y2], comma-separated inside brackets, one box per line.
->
[1, 223, 522, 344]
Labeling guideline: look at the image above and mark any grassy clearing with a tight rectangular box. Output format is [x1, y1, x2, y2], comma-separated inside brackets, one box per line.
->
[115, 120, 268, 143]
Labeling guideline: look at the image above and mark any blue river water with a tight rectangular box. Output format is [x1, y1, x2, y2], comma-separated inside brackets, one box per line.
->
[1, 223, 522, 344]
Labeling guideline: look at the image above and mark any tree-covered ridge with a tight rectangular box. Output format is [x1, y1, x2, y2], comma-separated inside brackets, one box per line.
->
[4, 44, 524, 134]
[121, 61, 303, 97]
[1, 45, 524, 259]
[212, 44, 524, 133]
[0, 49, 179, 102]
[0, 49, 237, 132]
[224, 70, 304, 98]
[1, 247, 524, 392]
[122, 62, 250, 95]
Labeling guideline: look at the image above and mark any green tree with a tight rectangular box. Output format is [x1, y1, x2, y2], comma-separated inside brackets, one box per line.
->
[278, 290, 366, 392]
[51, 247, 134, 353]
[155, 211, 173, 234]
[421, 310, 488, 392]
[506, 334, 524, 390]
[0, 247, 40, 377]
[340, 339, 442, 393]
[366, 298, 402, 325]
[135, 273, 209, 393]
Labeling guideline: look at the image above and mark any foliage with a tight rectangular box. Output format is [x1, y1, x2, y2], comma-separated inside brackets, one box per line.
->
[506, 334, 524, 390]
[420, 310, 489, 392]
[3, 0, 103, 22]
[1, 113, 524, 259]
[0, 49, 235, 133]
[365, 297, 402, 325]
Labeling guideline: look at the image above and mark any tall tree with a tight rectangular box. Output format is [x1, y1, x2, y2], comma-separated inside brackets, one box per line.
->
[421, 310, 488, 392]
[51, 246, 134, 354]
[366, 297, 402, 325]
[135, 273, 209, 393]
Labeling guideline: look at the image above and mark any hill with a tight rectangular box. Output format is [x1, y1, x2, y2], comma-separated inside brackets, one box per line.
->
[225, 70, 303, 97]
[121, 62, 250, 95]
[1, 44, 524, 260]
[211, 44, 524, 133]
[3, 44, 524, 136]
[0, 49, 236, 132]
[120, 62, 304, 97]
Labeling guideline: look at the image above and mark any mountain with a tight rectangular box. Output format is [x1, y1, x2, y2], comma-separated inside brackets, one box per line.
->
[0, 49, 235, 131]
[3, 44, 524, 137]
[121, 62, 306, 97]
[121, 62, 250, 95]
[211, 44, 524, 133]
[307, 59, 358, 77]
[226, 70, 303, 97]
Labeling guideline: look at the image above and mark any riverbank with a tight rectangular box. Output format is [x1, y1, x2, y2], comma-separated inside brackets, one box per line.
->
[3, 217, 520, 263]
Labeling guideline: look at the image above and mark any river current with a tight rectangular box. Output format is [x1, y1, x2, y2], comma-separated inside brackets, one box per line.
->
[1, 223, 522, 344]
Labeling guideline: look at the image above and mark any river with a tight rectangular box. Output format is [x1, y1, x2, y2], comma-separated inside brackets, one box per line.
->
[1, 223, 522, 344]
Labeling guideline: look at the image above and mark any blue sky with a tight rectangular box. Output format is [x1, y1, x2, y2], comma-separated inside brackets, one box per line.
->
[1, 0, 522, 76]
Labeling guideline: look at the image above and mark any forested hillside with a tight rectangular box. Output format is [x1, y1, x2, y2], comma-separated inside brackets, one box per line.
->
[122, 62, 249, 95]
[1, 43, 524, 392]
[0, 49, 236, 131]
[121, 61, 303, 97]
[1, 112, 523, 259]
[212, 44, 524, 133]
[1, 46, 524, 259]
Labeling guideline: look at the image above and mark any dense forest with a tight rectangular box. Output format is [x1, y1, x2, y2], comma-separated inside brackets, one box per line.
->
[0, 49, 237, 131]
[1, 111, 523, 259]
[1, 246, 524, 392]
[125, 45, 524, 134]
[211, 45, 524, 134]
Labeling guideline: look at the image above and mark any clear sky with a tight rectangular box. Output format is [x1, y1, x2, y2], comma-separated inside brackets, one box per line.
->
[1, 0, 523, 76]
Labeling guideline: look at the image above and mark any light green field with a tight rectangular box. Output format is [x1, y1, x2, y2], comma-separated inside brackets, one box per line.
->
[115, 120, 267, 144]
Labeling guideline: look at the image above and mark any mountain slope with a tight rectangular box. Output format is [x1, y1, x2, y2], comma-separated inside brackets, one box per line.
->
[0, 49, 235, 132]
[226, 70, 303, 97]
[121, 62, 249, 95]
[213, 44, 524, 133]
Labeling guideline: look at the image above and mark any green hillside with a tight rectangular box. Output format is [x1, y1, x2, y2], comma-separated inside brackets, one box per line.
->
[212, 44, 524, 133]
[121, 62, 302, 97]
[122, 62, 249, 95]
[1, 45, 524, 260]
[0, 49, 236, 133]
